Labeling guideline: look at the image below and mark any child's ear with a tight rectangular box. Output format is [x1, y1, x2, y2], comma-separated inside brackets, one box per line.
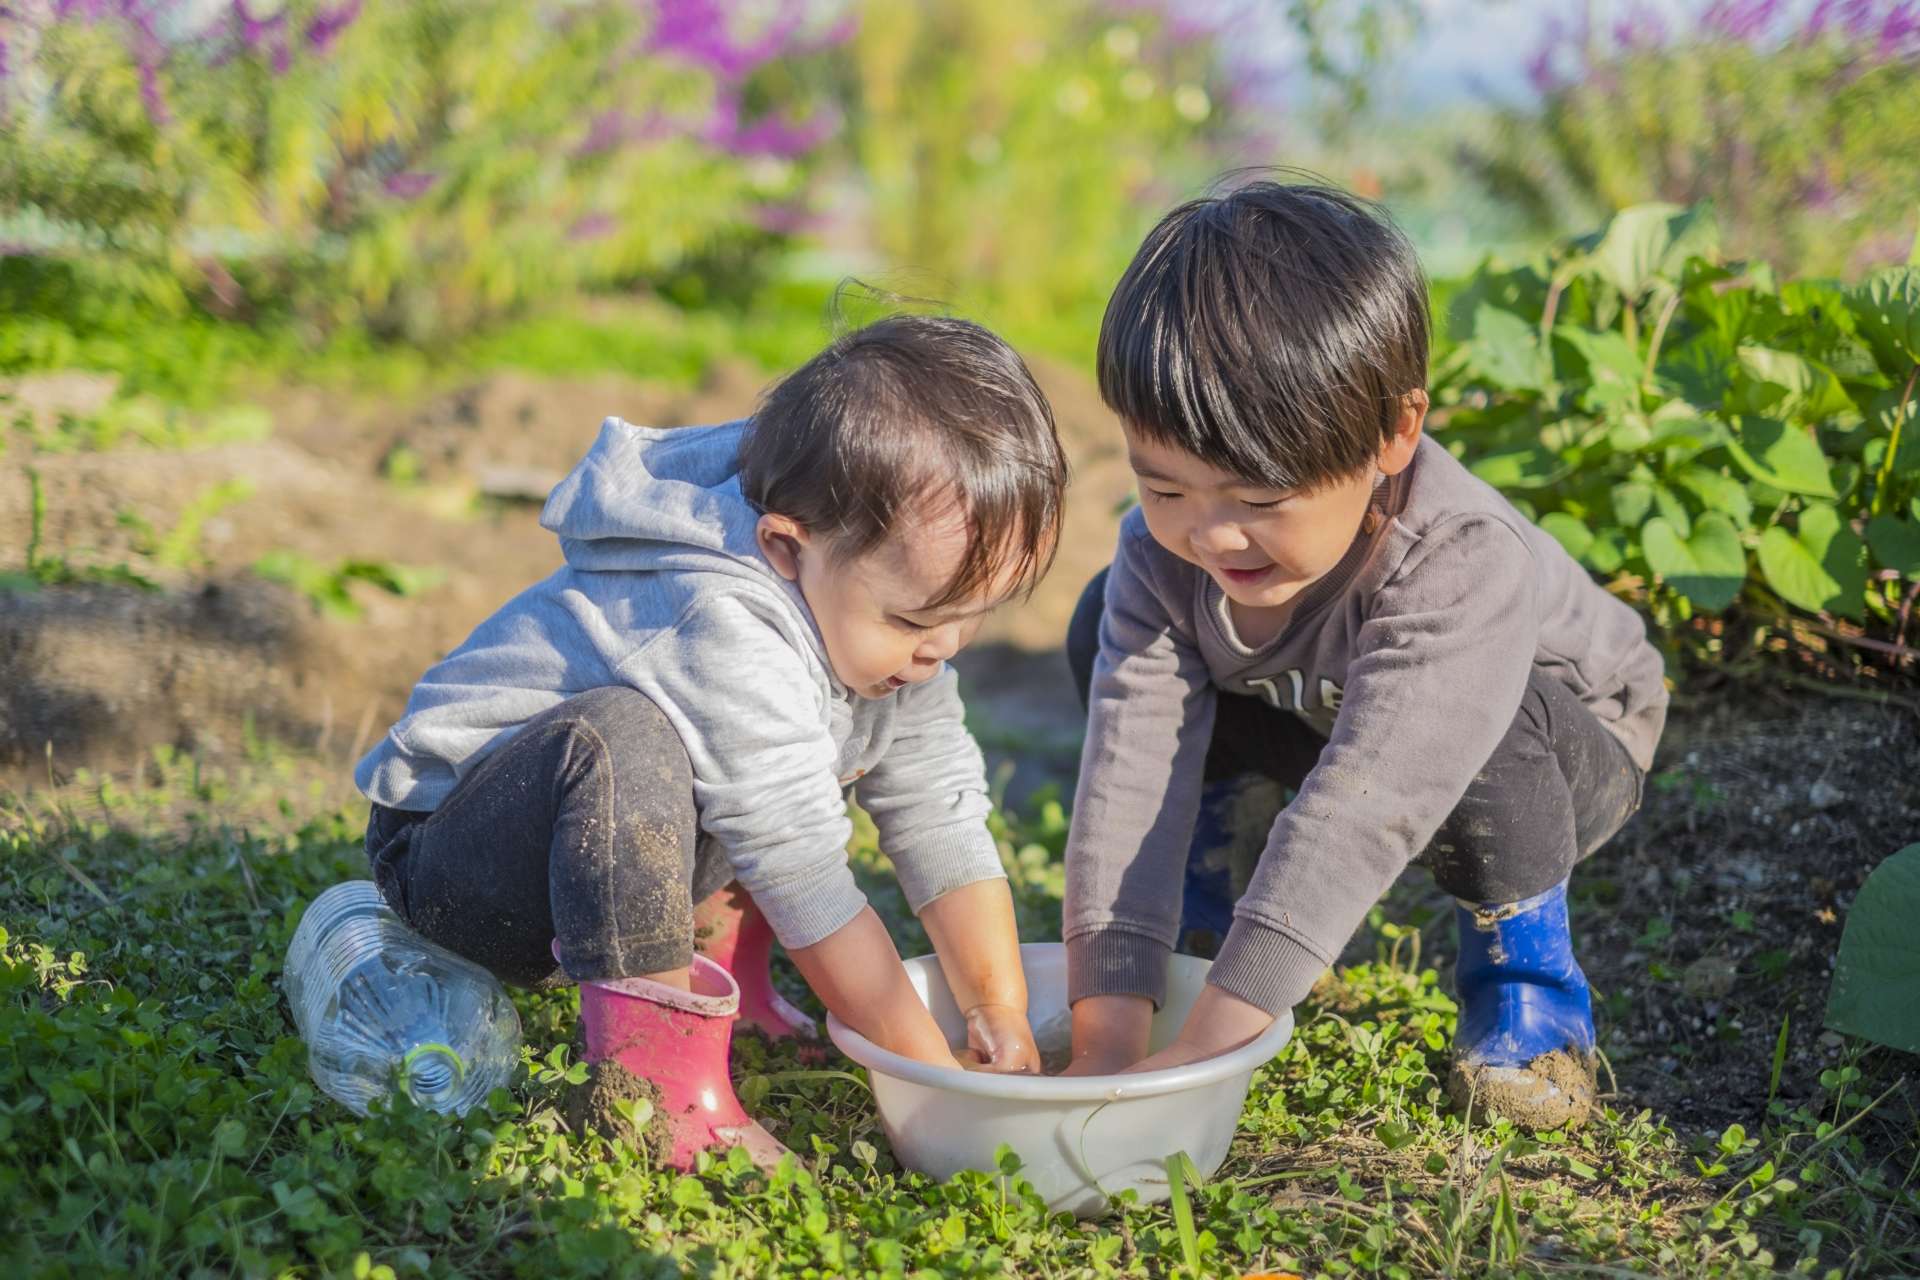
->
[755, 513, 811, 581]
[1378, 390, 1429, 477]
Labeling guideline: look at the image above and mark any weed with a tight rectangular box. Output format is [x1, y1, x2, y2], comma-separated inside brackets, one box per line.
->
[0, 758, 1911, 1276]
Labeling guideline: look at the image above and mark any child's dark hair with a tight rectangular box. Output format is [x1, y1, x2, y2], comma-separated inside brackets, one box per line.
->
[1098, 175, 1429, 492]
[742, 314, 1068, 608]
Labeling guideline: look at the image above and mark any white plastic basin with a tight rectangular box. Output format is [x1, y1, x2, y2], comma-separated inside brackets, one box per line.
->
[825, 942, 1294, 1217]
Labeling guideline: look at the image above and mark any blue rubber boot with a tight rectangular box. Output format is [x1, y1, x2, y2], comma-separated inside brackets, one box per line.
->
[1178, 775, 1285, 958]
[1447, 882, 1598, 1130]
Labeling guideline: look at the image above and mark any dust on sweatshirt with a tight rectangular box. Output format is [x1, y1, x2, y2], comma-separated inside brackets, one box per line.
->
[1064, 434, 1668, 1015]
[356, 417, 1007, 951]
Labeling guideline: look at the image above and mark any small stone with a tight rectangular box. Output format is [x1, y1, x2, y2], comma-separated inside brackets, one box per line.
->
[1808, 780, 1845, 810]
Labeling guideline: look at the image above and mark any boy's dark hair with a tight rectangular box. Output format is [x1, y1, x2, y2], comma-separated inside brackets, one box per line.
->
[1098, 175, 1430, 491]
[742, 314, 1068, 608]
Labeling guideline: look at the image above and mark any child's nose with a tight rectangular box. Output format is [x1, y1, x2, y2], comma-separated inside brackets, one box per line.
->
[1190, 515, 1249, 557]
[917, 622, 964, 662]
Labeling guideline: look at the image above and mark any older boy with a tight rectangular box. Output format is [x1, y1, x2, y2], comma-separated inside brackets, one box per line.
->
[1060, 181, 1667, 1129]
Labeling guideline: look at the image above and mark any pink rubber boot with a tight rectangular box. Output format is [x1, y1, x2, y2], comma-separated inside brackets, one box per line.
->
[692, 883, 818, 1040]
[577, 954, 790, 1171]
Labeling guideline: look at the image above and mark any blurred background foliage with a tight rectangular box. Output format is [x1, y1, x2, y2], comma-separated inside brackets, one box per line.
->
[5, 0, 1916, 380]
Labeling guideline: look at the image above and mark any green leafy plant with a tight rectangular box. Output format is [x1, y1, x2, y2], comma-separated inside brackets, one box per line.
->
[252, 550, 443, 620]
[1436, 202, 1920, 670]
[3, 467, 157, 593]
[1825, 844, 1920, 1054]
[117, 478, 256, 571]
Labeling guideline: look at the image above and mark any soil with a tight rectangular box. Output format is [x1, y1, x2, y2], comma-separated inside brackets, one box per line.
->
[1, 358, 1129, 791]
[9, 355, 1918, 1173]
[1446, 1048, 1597, 1131]
[565, 1058, 675, 1166]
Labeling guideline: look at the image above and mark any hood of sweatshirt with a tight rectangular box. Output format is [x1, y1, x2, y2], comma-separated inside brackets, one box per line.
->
[540, 417, 783, 589]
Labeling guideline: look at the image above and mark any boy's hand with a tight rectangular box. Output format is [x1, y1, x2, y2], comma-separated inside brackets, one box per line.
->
[1122, 984, 1275, 1074]
[959, 1002, 1041, 1073]
[1058, 992, 1155, 1076]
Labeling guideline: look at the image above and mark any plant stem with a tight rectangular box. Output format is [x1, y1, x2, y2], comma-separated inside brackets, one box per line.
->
[1873, 363, 1917, 516]
[1643, 289, 1682, 387]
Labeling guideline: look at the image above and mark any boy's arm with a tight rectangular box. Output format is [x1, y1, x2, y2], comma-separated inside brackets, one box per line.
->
[1200, 516, 1541, 1026]
[1063, 523, 1218, 1026]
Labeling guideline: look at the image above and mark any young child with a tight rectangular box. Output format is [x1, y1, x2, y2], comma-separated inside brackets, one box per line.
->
[1058, 181, 1668, 1130]
[355, 315, 1069, 1167]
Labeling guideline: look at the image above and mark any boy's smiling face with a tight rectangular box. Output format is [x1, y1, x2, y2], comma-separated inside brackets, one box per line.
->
[1123, 398, 1425, 612]
[757, 499, 1025, 699]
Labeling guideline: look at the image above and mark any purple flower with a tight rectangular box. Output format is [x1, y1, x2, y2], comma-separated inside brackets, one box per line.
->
[568, 213, 617, 241]
[749, 201, 817, 235]
[305, 0, 361, 53]
[382, 171, 439, 199]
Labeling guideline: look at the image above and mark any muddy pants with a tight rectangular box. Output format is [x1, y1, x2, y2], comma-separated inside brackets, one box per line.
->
[364, 686, 731, 989]
[1066, 568, 1645, 954]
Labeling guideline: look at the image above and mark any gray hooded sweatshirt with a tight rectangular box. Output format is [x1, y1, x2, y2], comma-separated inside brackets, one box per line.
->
[355, 417, 1007, 951]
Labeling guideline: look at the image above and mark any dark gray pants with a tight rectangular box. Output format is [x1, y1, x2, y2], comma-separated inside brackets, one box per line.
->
[365, 686, 732, 989]
[1065, 568, 1644, 908]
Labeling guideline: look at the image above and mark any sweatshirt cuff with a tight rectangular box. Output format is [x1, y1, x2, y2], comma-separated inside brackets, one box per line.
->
[889, 823, 1008, 915]
[747, 862, 870, 952]
[1205, 918, 1331, 1016]
[1066, 928, 1173, 1009]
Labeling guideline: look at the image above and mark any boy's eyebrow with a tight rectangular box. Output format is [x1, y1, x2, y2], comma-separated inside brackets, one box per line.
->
[1126, 455, 1181, 484]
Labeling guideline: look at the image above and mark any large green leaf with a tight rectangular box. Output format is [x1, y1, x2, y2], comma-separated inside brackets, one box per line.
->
[1734, 346, 1856, 421]
[1847, 267, 1920, 369]
[1538, 511, 1594, 561]
[1557, 325, 1643, 411]
[1671, 465, 1753, 525]
[1586, 203, 1720, 301]
[1468, 303, 1551, 392]
[1469, 443, 1569, 490]
[1725, 417, 1837, 498]
[1827, 845, 1920, 1054]
[1866, 515, 1920, 578]
[1757, 503, 1868, 619]
[1641, 513, 1746, 611]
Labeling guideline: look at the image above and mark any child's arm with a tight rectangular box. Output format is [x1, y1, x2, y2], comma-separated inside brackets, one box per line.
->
[855, 667, 1040, 1073]
[787, 907, 965, 1068]
[1061, 522, 1218, 1068]
[1175, 517, 1541, 1050]
[636, 593, 969, 1067]
[920, 878, 1039, 1073]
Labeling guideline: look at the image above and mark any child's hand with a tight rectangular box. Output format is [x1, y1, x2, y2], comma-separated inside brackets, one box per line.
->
[960, 1002, 1040, 1073]
[1122, 985, 1275, 1074]
[1058, 992, 1154, 1076]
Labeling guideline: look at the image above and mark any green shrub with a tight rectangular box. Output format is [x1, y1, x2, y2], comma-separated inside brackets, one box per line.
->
[0, 0, 842, 348]
[1435, 203, 1920, 666]
[1464, 4, 1920, 278]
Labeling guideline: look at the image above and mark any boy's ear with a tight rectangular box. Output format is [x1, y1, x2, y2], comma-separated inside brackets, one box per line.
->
[755, 512, 811, 582]
[1378, 390, 1429, 477]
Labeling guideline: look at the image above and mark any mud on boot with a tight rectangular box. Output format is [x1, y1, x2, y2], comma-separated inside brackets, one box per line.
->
[574, 953, 791, 1171]
[1446, 882, 1598, 1131]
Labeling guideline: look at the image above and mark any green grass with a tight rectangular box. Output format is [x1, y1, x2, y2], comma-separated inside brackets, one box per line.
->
[0, 757, 1895, 1278]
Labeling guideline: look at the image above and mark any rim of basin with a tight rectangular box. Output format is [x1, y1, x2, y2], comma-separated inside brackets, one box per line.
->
[825, 1007, 1296, 1102]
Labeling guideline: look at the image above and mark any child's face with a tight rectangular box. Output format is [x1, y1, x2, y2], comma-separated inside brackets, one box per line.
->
[758, 500, 1021, 699]
[1122, 405, 1423, 612]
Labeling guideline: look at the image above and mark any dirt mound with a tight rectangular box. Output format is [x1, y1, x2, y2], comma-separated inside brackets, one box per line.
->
[2, 359, 1127, 789]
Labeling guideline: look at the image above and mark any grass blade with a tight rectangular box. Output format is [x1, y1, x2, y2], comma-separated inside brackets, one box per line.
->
[1767, 1013, 1790, 1106]
[1167, 1150, 1200, 1273]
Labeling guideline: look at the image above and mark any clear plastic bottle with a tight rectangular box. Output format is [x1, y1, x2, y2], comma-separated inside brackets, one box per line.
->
[284, 880, 522, 1116]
